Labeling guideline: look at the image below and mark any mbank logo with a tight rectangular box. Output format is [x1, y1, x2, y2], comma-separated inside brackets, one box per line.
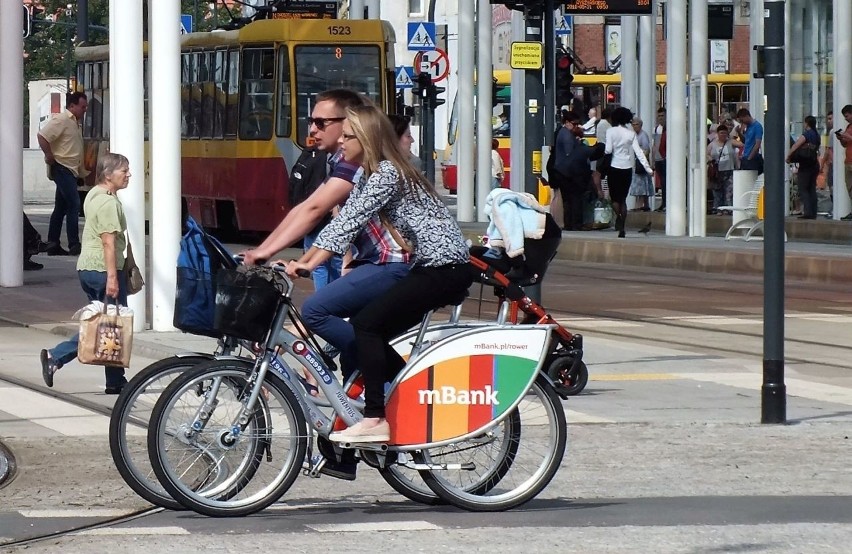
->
[418, 386, 499, 406]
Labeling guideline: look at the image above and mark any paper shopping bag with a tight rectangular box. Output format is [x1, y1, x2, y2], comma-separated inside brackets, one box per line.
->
[78, 305, 133, 367]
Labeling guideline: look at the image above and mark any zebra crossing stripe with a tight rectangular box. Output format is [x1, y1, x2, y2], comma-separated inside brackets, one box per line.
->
[0, 388, 110, 436]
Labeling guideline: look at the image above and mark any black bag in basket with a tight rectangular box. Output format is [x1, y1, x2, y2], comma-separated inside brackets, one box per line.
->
[214, 266, 287, 343]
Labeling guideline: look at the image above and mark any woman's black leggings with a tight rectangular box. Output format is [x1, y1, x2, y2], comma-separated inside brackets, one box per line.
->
[350, 263, 474, 419]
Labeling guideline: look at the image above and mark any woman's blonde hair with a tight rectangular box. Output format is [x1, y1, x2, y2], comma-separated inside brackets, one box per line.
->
[95, 152, 129, 184]
[345, 105, 436, 198]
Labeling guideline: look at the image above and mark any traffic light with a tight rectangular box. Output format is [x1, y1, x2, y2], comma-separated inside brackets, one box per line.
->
[429, 83, 445, 108]
[413, 72, 431, 100]
[555, 49, 574, 107]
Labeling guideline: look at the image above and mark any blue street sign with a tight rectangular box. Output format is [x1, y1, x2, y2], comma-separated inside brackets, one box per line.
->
[407, 22, 437, 51]
[180, 14, 193, 34]
[556, 15, 573, 36]
[395, 66, 416, 89]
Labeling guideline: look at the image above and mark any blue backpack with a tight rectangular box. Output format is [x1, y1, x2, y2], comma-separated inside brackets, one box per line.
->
[174, 216, 237, 336]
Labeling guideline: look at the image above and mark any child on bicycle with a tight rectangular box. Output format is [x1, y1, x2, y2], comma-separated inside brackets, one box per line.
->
[286, 105, 472, 442]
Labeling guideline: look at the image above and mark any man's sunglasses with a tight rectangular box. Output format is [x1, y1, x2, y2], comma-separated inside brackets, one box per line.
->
[307, 117, 345, 130]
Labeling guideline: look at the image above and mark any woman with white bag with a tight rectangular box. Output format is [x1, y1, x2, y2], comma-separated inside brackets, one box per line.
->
[39, 153, 133, 394]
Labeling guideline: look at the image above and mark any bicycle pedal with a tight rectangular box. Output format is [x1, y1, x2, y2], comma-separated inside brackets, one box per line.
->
[303, 455, 327, 478]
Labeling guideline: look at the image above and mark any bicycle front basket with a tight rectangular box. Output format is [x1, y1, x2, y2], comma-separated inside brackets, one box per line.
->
[213, 266, 286, 342]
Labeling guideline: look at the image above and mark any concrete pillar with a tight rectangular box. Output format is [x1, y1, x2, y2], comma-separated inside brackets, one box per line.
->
[638, 7, 657, 136]
[456, 0, 475, 222]
[148, 0, 182, 331]
[688, 0, 707, 236]
[620, 17, 638, 112]
[349, 0, 364, 20]
[666, 0, 687, 236]
[475, 0, 493, 222]
[0, 0, 24, 287]
[833, 0, 852, 219]
[110, 0, 145, 330]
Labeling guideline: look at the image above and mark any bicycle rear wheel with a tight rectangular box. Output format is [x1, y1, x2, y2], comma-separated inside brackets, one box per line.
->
[109, 355, 211, 510]
[148, 360, 307, 517]
[417, 377, 567, 511]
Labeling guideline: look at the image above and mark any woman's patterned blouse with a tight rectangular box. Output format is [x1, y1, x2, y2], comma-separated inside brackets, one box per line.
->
[315, 160, 469, 267]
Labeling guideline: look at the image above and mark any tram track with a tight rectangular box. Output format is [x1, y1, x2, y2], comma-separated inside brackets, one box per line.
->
[0, 507, 163, 549]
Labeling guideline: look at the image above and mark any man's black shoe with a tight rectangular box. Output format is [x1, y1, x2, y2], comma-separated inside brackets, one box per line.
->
[105, 385, 124, 395]
[46, 243, 70, 256]
[24, 259, 44, 271]
[68, 244, 82, 256]
[841, 213, 852, 221]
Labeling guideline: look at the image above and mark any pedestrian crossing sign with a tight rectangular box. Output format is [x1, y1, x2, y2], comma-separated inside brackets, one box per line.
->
[556, 15, 572, 36]
[395, 66, 415, 89]
[407, 22, 437, 51]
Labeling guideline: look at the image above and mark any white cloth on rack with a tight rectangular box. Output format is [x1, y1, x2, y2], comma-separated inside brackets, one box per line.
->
[484, 189, 548, 258]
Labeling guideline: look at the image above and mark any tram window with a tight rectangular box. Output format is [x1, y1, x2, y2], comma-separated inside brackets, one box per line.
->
[89, 63, 106, 140]
[276, 46, 292, 138]
[81, 64, 94, 138]
[706, 85, 718, 124]
[225, 49, 239, 137]
[239, 48, 275, 140]
[200, 51, 215, 139]
[492, 84, 511, 137]
[189, 52, 202, 139]
[213, 49, 226, 139]
[293, 45, 381, 146]
[720, 84, 749, 119]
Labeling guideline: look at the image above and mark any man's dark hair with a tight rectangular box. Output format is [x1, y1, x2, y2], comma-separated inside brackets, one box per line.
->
[611, 106, 633, 127]
[841, 105, 852, 117]
[66, 92, 87, 108]
[561, 111, 580, 124]
[600, 108, 613, 121]
[716, 124, 728, 134]
[387, 114, 411, 138]
[736, 108, 752, 119]
[657, 107, 666, 114]
[315, 89, 369, 112]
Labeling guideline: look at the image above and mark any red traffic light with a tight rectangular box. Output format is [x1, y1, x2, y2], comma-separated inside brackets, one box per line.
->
[556, 55, 572, 69]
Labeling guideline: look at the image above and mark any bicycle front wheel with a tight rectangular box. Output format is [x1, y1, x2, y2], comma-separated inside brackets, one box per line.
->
[109, 355, 211, 510]
[147, 360, 307, 517]
[417, 377, 567, 511]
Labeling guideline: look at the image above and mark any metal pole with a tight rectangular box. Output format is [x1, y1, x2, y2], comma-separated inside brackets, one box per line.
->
[638, 7, 656, 136]
[666, 0, 687, 236]
[349, 0, 364, 20]
[689, 0, 707, 236]
[749, 0, 765, 118]
[457, 0, 475, 222]
[832, 0, 852, 220]
[761, 0, 786, 424]
[0, 0, 25, 287]
[65, 24, 72, 91]
[365, 0, 380, 19]
[509, 11, 525, 194]
[149, 0, 182, 331]
[475, 0, 493, 222]
[77, 0, 89, 45]
[620, 16, 638, 111]
[523, 8, 544, 199]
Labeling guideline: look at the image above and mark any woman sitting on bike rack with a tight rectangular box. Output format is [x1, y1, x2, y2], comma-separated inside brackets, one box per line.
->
[286, 105, 473, 443]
